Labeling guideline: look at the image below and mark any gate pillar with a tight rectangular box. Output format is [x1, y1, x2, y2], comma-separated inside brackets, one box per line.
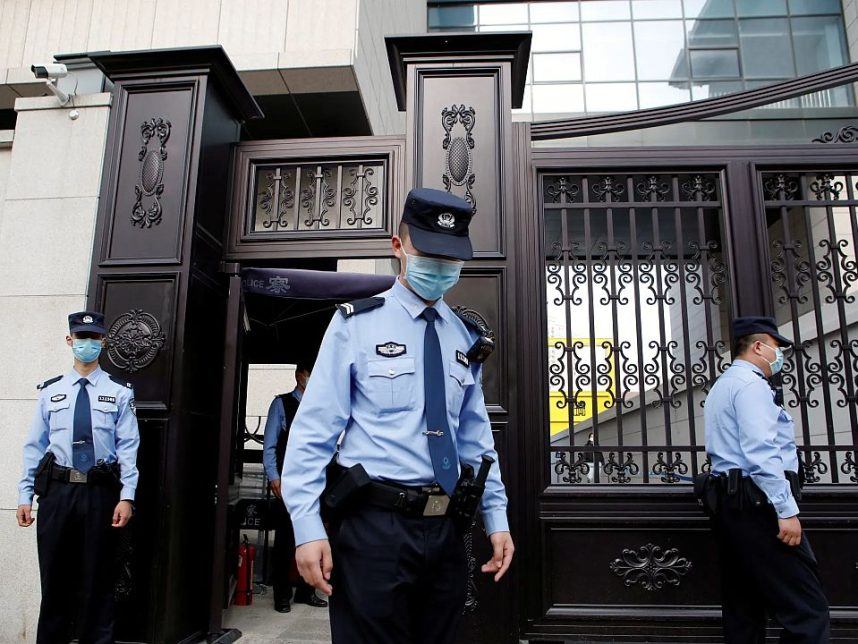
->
[85, 47, 261, 643]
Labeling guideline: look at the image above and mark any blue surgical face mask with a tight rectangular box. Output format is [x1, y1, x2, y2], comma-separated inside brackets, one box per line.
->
[403, 250, 464, 301]
[72, 338, 103, 364]
[761, 342, 784, 375]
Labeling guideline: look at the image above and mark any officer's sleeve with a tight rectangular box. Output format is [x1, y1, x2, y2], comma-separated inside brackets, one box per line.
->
[262, 398, 284, 482]
[457, 365, 509, 535]
[115, 389, 141, 501]
[18, 396, 50, 506]
[282, 312, 354, 545]
[734, 379, 799, 518]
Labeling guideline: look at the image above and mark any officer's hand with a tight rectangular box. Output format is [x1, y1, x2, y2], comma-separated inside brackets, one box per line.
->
[296, 539, 333, 596]
[270, 479, 282, 499]
[482, 531, 514, 582]
[112, 501, 134, 528]
[16, 504, 34, 527]
[777, 516, 802, 547]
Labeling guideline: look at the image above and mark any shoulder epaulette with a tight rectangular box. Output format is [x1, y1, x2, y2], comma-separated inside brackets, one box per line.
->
[337, 296, 385, 318]
[36, 375, 63, 391]
[108, 374, 133, 388]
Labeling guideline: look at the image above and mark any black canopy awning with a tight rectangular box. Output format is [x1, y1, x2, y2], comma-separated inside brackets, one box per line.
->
[240, 267, 395, 301]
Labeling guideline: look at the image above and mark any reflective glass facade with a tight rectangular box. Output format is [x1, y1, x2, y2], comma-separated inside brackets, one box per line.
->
[428, 0, 853, 118]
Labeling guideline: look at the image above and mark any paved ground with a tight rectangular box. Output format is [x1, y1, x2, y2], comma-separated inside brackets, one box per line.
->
[222, 591, 332, 644]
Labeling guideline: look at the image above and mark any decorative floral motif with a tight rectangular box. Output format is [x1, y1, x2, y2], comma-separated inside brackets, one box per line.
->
[680, 175, 716, 201]
[301, 167, 336, 227]
[812, 126, 858, 144]
[260, 168, 295, 229]
[653, 452, 689, 484]
[609, 543, 692, 591]
[544, 176, 580, 203]
[763, 173, 800, 201]
[591, 176, 625, 202]
[107, 309, 166, 373]
[132, 118, 171, 228]
[809, 173, 844, 200]
[441, 104, 477, 212]
[554, 451, 590, 484]
[342, 166, 378, 226]
[635, 176, 670, 202]
[842, 451, 858, 483]
[603, 452, 640, 484]
[800, 451, 828, 484]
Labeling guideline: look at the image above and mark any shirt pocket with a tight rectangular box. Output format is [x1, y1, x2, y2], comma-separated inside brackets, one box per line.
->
[448, 360, 475, 413]
[46, 400, 71, 432]
[367, 357, 416, 413]
[91, 401, 118, 431]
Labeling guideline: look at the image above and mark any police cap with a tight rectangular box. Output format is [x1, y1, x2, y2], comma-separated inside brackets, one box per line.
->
[732, 316, 793, 347]
[401, 187, 473, 261]
[68, 311, 107, 335]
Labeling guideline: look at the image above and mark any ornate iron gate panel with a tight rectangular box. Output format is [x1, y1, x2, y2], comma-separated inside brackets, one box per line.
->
[541, 171, 731, 487]
[762, 170, 858, 484]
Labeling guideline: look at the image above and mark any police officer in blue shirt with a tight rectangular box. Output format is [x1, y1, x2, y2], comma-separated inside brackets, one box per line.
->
[282, 188, 514, 644]
[17, 311, 140, 644]
[262, 360, 327, 612]
[703, 316, 829, 643]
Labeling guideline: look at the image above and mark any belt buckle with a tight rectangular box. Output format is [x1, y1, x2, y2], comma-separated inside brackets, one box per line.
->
[422, 494, 450, 517]
[69, 469, 88, 484]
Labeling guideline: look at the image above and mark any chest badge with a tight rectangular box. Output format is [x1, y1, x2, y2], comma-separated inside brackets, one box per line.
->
[98, 395, 116, 404]
[50, 394, 67, 403]
[455, 350, 469, 367]
[376, 342, 407, 358]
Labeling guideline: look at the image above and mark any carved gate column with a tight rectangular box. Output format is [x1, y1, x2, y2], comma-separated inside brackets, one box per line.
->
[84, 47, 261, 643]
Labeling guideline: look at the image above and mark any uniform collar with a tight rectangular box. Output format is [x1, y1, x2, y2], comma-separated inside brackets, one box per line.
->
[733, 358, 765, 377]
[292, 388, 303, 402]
[390, 278, 454, 324]
[70, 365, 104, 386]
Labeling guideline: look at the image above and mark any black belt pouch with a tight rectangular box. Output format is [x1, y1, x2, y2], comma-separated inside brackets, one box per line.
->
[33, 452, 56, 498]
[323, 463, 370, 512]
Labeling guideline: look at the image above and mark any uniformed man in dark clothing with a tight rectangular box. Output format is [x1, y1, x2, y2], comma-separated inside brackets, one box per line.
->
[17, 311, 139, 644]
[262, 360, 327, 612]
[702, 316, 830, 643]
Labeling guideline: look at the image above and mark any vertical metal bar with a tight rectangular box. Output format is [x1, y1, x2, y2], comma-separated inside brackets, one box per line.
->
[844, 179, 858, 464]
[696, 200, 717, 475]
[357, 164, 365, 230]
[607, 182, 623, 456]
[559, 177, 575, 454]
[652, 184, 673, 461]
[294, 165, 303, 231]
[584, 177, 600, 481]
[271, 167, 282, 232]
[629, 181, 649, 483]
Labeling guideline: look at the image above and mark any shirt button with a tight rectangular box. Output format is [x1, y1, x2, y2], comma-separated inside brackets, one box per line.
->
[388, 369, 395, 376]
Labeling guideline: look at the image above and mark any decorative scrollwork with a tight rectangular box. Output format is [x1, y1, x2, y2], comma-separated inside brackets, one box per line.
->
[132, 117, 171, 228]
[554, 451, 590, 484]
[635, 176, 670, 202]
[301, 167, 335, 227]
[763, 173, 800, 201]
[770, 239, 812, 305]
[702, 454, 712, 473]
[260, 168, 295, 229]
[812, 126, 858, 144]
[800, 451, 828, 484]
[809, 173, 844, 200]
[653, 452, 689, 484]
[441, 104, 477, 212]
[603, 452, 640, 484]
[592, 176, 625, 202]
[841, 451, 858, 483]
[342, 166, 378, 226]
[107, 309, 166, 373]
[544, 176, 580, 203]
[680, 175, 716, 201]
[609, 543, 692, 591]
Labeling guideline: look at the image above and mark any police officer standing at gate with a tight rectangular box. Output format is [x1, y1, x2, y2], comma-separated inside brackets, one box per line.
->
[282, 188, 514, 644]
[17, 311, 140, 644]
[702, 316, 830, 642]
[262, 360, 327, 612]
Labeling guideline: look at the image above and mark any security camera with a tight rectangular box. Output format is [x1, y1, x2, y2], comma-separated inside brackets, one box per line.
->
[31, 63, 68, 80]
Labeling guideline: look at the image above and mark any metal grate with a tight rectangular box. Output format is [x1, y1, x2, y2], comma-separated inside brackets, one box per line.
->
[763, 171, 858, 485]
[541, 171, 731, 485]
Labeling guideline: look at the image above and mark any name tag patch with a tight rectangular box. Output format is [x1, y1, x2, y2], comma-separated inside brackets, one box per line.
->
[376, 342, 407, 358]
[50, 394, 66, 403]
[98, 395, 116, 404]
[456, 350, 469, 367]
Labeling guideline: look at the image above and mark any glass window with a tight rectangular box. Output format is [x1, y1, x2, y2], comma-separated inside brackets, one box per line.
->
[534, 52, 582, 81]
[581, 0, 631, 21]
[634, 21, 687, 80]
[788, 0, 842, 15]
[532, 23, 581, 51]
[478, 2, 528, 24]
[690, 49, 740, 78]
[478, 23, 528, 32]
[691, 80, 744, 99]
[582, 22, 636, 81]
[739, 18, 795, 78]
[428, 6, 477, 29]
[586, 82, 638, 111]
[631, 0, 682, 19]
[791, 16, 848, 76]
[686, 19, 738, 48]
[530, 1, 579, 23]
[683, 0, 734, 19]
[735, 0, 787, 17]
[638, 81, 692, 107]
[533, 83, 585, 113]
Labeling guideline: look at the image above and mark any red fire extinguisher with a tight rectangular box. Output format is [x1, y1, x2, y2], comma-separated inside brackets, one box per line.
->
[234, 535, 256, 606]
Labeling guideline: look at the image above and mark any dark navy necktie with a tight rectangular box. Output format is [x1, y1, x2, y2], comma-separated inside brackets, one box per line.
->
[421, 308, 458, 495]
[73, 378, 95, 472]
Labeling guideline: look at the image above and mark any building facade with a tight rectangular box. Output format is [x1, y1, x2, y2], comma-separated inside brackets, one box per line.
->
[0, 1, 857, 642]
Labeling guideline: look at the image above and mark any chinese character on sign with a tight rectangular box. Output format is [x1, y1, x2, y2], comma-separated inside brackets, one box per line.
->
[268, 276, 291, 294]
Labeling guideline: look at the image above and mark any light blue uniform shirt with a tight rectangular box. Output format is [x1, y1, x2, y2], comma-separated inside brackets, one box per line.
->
[262, 388, 302, 482]
[282, 279, 509, 545]
[704, 359, 799, 518]
[18, 366, 140, 506]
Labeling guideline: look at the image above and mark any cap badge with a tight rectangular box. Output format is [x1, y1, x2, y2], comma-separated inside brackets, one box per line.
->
[437, 212, 456, 229]
[83, 315, 93, 324]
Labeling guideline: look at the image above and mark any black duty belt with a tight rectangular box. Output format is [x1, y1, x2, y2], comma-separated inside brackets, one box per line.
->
[362, 480, 451, 517]
[50, 464, 119, 487]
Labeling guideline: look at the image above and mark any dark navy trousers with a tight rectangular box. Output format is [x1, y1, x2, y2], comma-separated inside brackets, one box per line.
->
[712, 501, 830, 643]
[329, 507, 467, 644]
